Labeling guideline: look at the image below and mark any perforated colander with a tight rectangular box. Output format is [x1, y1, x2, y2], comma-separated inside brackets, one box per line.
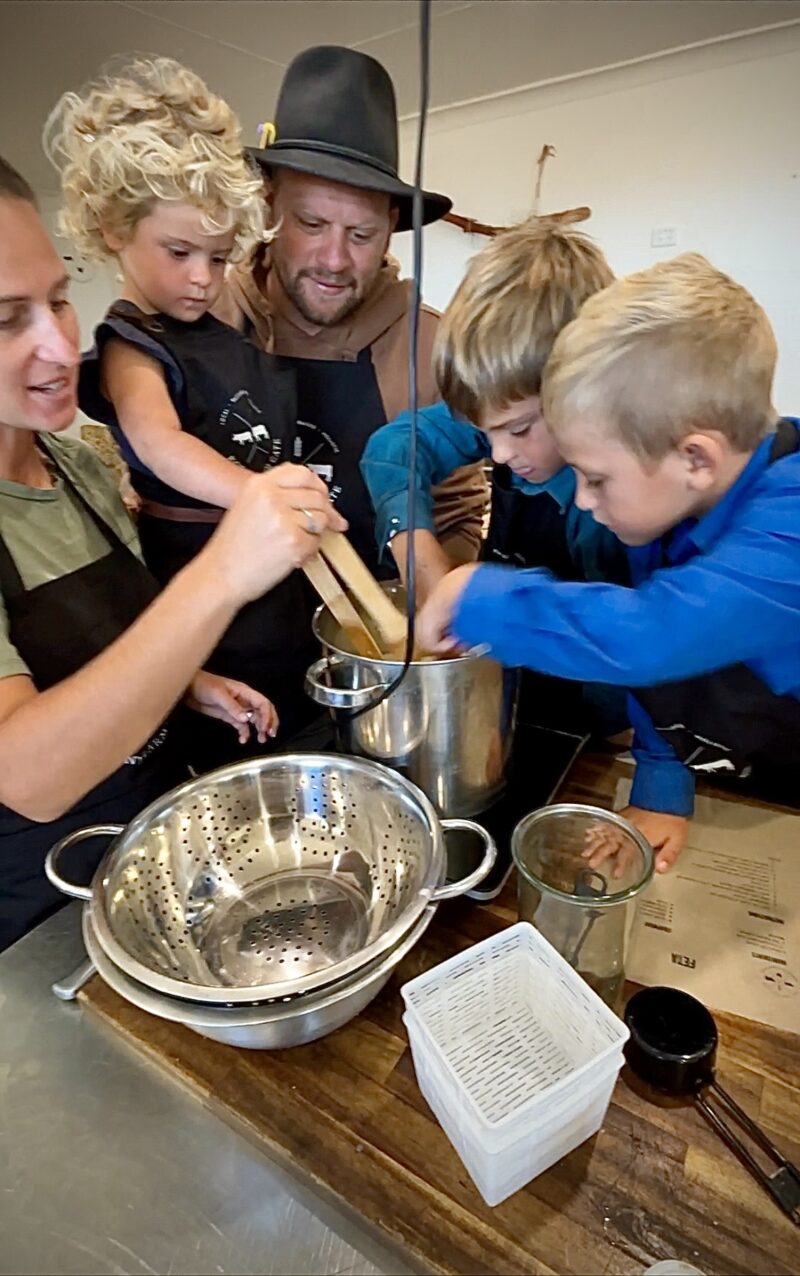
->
[46, 753, 494, 1005]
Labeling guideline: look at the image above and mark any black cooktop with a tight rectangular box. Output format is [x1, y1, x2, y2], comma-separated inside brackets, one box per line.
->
[445, 722, 587, 902]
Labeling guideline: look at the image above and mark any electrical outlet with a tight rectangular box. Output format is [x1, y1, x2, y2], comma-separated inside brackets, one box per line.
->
[61, 250, 95, 283]
[651, 226, 678, 249]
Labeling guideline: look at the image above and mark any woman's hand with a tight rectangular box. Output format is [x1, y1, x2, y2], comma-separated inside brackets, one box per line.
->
[187, 671, 279, 744]
[206, 464, 348, 605]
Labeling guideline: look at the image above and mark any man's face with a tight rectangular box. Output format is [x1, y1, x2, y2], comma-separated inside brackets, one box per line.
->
[268, 170, 398, 326]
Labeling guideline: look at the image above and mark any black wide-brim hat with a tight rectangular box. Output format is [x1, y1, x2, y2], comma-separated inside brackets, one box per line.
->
[246, 45, 451, 232]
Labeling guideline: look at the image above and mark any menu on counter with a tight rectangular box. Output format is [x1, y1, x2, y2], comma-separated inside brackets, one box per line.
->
[617, 780, 800, 1034]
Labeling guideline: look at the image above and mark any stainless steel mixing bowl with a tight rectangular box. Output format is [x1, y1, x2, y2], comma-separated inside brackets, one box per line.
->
[46, 753, 495, 1006]
[81, 904, 436, 1049]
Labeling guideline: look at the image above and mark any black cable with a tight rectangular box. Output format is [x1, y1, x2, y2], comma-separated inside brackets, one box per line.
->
[403, 0, 431, 659]
[347, 0, 431, 720]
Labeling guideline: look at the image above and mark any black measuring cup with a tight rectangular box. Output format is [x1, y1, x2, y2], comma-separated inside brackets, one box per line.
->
[624, 987, 800, 1225]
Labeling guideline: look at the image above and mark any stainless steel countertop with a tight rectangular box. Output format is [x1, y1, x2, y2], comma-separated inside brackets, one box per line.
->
[0, 905, 417, 1276]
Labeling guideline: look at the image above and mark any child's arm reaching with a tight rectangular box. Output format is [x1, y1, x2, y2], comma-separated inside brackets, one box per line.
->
[623, 696, 691, 871]
[101, 338, 250, 508]
[362, 402, 490, 601]
[361, 403, 490, 561]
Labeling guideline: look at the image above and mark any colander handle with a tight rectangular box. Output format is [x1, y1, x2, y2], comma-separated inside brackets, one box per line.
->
[304, 656, 390, 711]
[432, 819, 497, 900]
[44, 824, 124, 901]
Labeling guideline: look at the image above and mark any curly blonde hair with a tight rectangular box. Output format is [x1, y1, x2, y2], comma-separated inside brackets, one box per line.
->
[44, 57, 264, 262]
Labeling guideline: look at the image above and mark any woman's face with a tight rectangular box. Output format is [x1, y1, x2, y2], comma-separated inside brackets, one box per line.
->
[0, 198, 79, 433]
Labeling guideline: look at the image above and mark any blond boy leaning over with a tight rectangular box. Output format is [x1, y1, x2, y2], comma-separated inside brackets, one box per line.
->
[418, 253, 800, 870]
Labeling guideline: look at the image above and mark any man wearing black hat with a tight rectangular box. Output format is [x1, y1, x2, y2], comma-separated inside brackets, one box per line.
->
[215, 45, 487, 584]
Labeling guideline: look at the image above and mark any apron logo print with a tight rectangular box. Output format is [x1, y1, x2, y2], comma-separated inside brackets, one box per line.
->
[126, 725, 169, 767]
[220, 389, 284, 467]
[294, 418, 342, 500]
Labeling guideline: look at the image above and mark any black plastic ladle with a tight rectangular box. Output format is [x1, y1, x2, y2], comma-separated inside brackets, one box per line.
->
[624, 986, 800, 1224]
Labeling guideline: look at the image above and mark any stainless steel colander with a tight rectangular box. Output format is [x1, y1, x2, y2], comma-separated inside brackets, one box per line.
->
[46, 753, 494, 1006]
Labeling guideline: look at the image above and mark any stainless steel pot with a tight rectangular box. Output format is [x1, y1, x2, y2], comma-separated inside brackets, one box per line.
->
[45, 753, 495, 1006]
[82, 904, 436, 1049]
[306, 585, 519, 817]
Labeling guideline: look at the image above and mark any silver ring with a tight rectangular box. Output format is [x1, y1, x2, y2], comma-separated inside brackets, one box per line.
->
[300, 507, 321, 536]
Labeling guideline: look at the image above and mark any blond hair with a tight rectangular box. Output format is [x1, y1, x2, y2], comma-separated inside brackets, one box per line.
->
[44, 57, 264, 261]
[434, 217, 614, 422]
[542, 253, 778, 459]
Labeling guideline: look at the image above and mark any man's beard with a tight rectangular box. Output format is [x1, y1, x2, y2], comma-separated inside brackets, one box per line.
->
[273, 256, 377, 328]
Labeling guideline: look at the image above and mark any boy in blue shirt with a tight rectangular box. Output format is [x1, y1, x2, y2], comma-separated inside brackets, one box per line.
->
[417, 253, 800, 871]
[362, 217, 629, 733]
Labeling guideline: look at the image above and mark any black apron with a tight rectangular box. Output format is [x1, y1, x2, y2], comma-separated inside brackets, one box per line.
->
[80, 304, 322, 759]
[273, 347, 390, 577]
[485, 464, 630, 733]
[0, 450, 184, 951]
[635, 420, 800, 807]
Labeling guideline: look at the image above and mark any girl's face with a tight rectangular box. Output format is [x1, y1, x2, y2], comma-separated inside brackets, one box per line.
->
[106, 202, 236, 322]
[0, 197, 79, 433]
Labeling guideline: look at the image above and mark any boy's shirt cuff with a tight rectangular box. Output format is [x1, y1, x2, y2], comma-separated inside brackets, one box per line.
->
[452, 563, 531, 652]
[376, 490, 437, 560]
[630, 755, 695, 816]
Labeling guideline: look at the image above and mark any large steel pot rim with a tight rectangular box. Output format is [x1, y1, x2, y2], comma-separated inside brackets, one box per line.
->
[311, 598, 490, 668]
[46, 753, 495, 1006]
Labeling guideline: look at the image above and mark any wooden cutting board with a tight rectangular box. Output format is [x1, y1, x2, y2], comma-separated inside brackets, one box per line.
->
[79, 755, 800, 1276]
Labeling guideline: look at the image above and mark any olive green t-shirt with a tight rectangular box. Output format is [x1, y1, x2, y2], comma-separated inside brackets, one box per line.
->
[0, 435, 142, 681]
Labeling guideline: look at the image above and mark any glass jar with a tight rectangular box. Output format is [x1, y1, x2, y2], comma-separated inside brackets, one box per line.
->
[512, 803, 654, 1008]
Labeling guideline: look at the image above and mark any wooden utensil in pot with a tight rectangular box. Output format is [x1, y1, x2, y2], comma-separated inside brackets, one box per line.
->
[302, 553, 382, 658]
[318, 532, 407, 650]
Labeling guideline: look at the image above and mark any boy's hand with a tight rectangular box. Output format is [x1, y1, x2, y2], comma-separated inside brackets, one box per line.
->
[416, 564, 480, 652]
[187, 672, 279, 744]
[621, 805, 690, 873]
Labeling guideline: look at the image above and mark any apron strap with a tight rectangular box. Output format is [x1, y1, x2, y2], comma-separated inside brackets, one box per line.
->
[0, 441, 139, 603]
[107, 299, 169, 338]
[0, 529, 24, 599]
[39, 438, 133, 552]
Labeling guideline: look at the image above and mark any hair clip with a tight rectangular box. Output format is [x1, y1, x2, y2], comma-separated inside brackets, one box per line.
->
[256, 122, 276, 150]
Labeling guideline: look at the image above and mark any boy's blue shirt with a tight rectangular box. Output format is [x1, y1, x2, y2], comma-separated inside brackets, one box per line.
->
[360, 401, 620, 582]
[453, 420, 800, 816]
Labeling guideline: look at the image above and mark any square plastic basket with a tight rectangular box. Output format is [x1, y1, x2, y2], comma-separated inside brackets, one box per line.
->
[401, 922, 629, 1204]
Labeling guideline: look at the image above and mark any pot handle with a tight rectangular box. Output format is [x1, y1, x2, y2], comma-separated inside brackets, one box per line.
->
[44, 824, 123, 901]
[304, 656, 390, 711]
[432, 819, 497, 901]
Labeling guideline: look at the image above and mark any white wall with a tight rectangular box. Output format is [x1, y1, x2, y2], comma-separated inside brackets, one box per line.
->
[35, 25, 800, 421]
[394, 25, 800, 413]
